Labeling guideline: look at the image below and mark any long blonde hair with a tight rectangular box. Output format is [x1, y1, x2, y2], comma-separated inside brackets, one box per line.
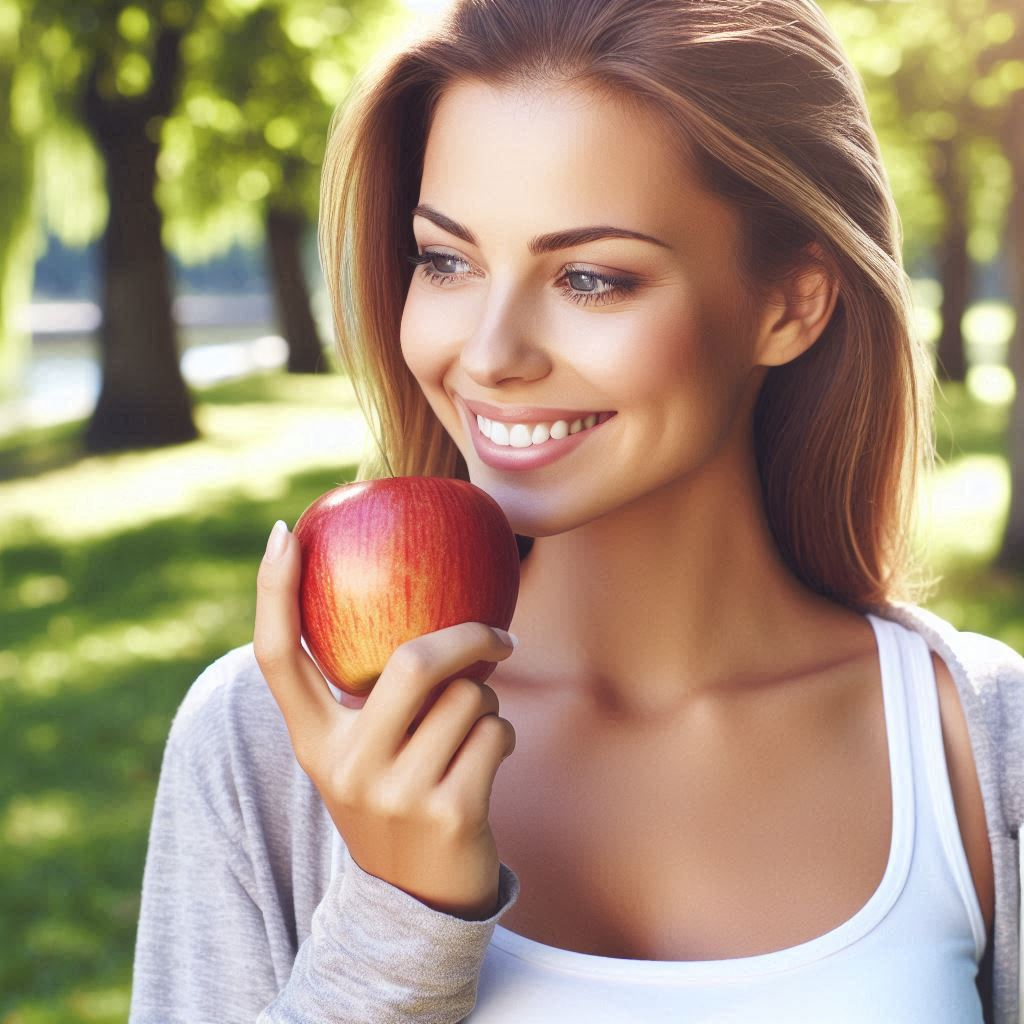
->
[318, 0, 939, 614]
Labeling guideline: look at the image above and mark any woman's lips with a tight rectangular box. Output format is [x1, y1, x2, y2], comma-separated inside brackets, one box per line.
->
[462, 397, 613, 424]
[459, 398, 617, 472]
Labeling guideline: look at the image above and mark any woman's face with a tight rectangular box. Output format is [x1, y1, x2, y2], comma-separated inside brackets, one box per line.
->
[401, 80, 771, 538]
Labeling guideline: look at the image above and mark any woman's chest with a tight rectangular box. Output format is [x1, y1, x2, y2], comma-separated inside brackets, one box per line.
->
[488, 665, 895, 961]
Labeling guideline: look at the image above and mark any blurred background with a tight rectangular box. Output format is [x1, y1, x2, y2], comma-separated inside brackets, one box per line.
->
[0, 0, 1022, 1019]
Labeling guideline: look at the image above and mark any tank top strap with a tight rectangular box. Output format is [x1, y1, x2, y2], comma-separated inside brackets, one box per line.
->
[866, 613, 916, 894]
[878, 616, 989, 961]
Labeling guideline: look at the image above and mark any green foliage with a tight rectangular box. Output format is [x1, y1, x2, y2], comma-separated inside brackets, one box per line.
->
[0, 0, 41, 396]
[160, 0, 407, 264]
[35, 126, 108, 249]
[18, 0, 406, 265]
[821, 0, 1023, 269]
[20, 1, 189, 259]
[15, 0, 1022, 279]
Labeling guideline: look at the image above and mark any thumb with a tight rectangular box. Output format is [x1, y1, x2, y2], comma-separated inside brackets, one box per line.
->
[254, 519, 342, 745]
[255, 518, 302, 669]
[257, 519, 301, 609]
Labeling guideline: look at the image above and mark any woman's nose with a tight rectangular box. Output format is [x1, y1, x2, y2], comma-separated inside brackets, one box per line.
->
[458, 290, 551, 388]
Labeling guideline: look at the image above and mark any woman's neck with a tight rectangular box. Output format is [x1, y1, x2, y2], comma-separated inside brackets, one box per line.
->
[502, 447, 865, 720]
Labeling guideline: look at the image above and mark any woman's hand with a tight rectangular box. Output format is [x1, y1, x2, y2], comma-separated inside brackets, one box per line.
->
[253, 521, 518, 921]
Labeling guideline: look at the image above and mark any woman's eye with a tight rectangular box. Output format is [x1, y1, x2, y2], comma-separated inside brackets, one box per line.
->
[558, 267, 640, 307]
[426, 252, 466, 276]
[566, 270, 600, 292]
[406, 250, 639, 307]
[406, 250, 468, 284]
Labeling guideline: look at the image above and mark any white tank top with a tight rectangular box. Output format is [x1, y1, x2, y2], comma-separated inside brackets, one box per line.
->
[467, 614, 988, 1022]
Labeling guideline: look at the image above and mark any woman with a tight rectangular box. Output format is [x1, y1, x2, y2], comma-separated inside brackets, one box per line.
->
[129, 1, 1024, 1021]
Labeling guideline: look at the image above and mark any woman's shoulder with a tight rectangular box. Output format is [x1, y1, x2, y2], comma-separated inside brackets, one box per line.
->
[161, 644, 316, 837]
[880, 600, 1024, 696]
[167, 643, 290, 759]
[878, 600, 1024, 831]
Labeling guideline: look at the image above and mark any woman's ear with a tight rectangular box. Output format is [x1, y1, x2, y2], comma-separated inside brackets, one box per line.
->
[754, 242, 840, 368]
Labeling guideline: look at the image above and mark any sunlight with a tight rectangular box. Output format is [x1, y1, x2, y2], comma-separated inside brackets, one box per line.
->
[919, 454, 1010, 568]
[68, 986, 131, 1022]
[14, 574, 70, 611]
[8, 594, 254, 698]
[967, 365, 1016, 406]
[3, 792, 79, 847]
[0, 377, 369, 545]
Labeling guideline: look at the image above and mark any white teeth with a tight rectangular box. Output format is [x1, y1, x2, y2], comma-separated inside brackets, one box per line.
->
[509, 424, 533, 448]
[475, 412, 606, 447]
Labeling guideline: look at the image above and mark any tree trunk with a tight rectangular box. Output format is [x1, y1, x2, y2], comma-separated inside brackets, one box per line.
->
[995, 83, 1024, 571]
[266, 206, 325, 374]
[932, 137, 970, 383]
[82, 30, 197, 451]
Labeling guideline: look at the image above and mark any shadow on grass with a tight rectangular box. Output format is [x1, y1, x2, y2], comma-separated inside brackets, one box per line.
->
[0, 420, 92, 484]
[0, 461, 357, 1022]
[0, 370, 354, 484]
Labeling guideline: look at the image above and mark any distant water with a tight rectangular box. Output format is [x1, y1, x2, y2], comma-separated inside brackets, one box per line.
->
[2, 296, 290, 436]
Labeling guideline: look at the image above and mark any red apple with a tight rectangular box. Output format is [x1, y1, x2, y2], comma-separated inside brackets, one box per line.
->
[293, 476, 521, 696]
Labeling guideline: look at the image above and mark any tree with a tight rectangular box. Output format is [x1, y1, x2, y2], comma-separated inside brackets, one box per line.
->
[26, 0, 207, 450]
[266, 204, 323, 373]
[931, 134, 970, 383]
[159, 0, 405, 374]
[822, 0, 1017, 383]
[20, 0, 409, 448]
[80, 9, 199, 450]
[824, 0, 1024, 573]
[988, 0, 1024, 569]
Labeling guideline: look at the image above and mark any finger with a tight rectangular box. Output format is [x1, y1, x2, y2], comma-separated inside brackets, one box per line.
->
[394, 678, 500, 785]
[253, 520, 340, 745]
[438, 713, 517, 818]
[355, 621, 516, 758]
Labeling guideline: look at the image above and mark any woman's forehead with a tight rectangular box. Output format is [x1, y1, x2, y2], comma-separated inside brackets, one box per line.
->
[425, 79, 662, 164]
[418, 80, 738, 259]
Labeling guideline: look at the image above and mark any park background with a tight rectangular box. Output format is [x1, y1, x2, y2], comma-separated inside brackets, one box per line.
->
[1, 0, 1023, 1019]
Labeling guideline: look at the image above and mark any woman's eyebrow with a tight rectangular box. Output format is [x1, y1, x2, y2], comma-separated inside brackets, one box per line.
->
[411, 203, 673, 254]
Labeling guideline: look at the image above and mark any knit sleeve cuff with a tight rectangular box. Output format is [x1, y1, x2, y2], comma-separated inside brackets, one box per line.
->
[324, 843, 520, 990]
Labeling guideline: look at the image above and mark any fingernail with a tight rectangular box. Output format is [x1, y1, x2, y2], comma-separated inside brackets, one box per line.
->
[493, 628, 518, 649]
[265, 520, 289, 561]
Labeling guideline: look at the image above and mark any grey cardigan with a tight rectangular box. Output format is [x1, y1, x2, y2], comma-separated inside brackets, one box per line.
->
[128, 601, 1023, 1023]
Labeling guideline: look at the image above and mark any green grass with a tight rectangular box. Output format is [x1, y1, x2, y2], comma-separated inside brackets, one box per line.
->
[0, 371, 366, 1023]
[0, 368, 1021, 1022]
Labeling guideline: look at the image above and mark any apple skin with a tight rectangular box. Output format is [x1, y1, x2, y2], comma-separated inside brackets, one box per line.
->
[293, 476, 521, 697]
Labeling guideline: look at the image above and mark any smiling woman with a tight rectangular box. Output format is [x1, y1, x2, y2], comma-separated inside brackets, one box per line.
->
[128, 2, 1024, 1023]
[319, 1, 922, 618]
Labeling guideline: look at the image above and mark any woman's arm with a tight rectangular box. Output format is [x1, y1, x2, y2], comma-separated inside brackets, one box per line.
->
[129, 653, 520, 1024]
[129, 684, 283, 1020]
[259, 845, 518, 1023]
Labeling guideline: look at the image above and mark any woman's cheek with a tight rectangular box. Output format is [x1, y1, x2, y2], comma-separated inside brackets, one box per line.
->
[400, 292, 447, 381]
[402, 282, 480, 365]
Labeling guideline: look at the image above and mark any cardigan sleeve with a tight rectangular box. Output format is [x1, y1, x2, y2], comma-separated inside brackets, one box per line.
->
[259, 849, 519, 1023]
[129, 653, 520, 1024]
